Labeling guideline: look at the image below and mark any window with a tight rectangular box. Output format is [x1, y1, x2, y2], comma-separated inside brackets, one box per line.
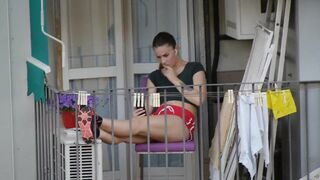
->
[67, 0, 115, 68]
[132, 0, 181, 63]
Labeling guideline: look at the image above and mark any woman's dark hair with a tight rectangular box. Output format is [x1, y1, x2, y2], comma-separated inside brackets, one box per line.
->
[152, 32, 176, 49]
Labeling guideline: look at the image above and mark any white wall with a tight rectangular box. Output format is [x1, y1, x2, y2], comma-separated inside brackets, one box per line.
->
[297, 0, 320, 178]
[0, 0, 15, 179]
[297, 0, 320, 81]
[0, 0, 36, 179]
[217, 40, 252, 72]
[216, 0, 253, 82]
[271, 1, 320, 179]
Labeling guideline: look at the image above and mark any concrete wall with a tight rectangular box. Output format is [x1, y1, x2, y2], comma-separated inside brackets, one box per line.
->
[297, 0, 320, 81]
[216, 0, 253, 83]
[284, 0, 320, 179]
[0, 0, 36, 179]
[296, 0, 320, 178]
[218, 40, 252, 72]
[0, 0, 15, 179]
[216, 0, 320, 179]
[217, 40, 252, 83]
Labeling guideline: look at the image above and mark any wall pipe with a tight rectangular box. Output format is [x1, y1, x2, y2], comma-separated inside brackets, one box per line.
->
[212, 0, 220, 84]
[40, 0, 65, 67]
[203, 0, 215, 143]
[204, 0, 221, 143]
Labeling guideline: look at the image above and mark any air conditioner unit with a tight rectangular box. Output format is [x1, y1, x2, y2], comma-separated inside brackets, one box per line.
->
[59, 129, 103, 180]
[225, 0, 267, 40]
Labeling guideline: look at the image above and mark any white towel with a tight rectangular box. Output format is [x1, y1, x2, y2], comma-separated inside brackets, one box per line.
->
[253, 92, 270, 166]
[238, 94, 263, 179]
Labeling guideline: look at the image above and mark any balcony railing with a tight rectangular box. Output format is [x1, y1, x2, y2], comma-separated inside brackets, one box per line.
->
[35, 81, 320, 180]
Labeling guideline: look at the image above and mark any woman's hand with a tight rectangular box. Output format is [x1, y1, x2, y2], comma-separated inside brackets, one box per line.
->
[132, 108, 146, 118]
[161, 65, 178, 82]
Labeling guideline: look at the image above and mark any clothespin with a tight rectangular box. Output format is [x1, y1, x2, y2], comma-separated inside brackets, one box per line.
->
[133, 93, 137, 107]
[257, 85, 263, 106]
[282, 90, 287, 104]
[137, 93, 141, 107]
[245, 86, 251, 96]
[141, 93, 144, 107]
[151, 93, 160, 107]
[227, 90, 234, 103]
[133, 93, 146, 108]
[151, 93, 155, 107]
[157, 93, 160, 107]
[274, 83, 280, 92]
[77, 91, 90, 106]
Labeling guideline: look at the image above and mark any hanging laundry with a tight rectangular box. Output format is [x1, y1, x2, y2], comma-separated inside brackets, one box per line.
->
[253, 92, 270, 166]
[209, 90, 271, 180]
[237, 92, 270, 179]
[238, 93, 262, 179]
[267, 89, 297, 119]
[209, 90, 235, 180]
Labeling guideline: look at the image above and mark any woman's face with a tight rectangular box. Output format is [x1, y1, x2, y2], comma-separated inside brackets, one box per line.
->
[154, 44, 177, 68]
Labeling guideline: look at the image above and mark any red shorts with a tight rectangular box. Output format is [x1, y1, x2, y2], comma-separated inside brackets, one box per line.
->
[152, 104, 195, 140]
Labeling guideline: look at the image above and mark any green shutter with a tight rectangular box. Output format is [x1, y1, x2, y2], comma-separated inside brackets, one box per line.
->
[27, 0, 49, 101]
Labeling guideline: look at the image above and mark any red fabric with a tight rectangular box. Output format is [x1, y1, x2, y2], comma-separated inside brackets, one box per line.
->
[153, 104, 195, 140]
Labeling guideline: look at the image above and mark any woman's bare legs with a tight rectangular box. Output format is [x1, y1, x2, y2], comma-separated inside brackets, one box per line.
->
[99, 130, 147, 144]
[99, 115, 189, 142]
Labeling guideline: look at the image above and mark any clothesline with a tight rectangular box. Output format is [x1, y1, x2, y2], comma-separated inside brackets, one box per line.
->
[209, 88, 297, 180]
[57, 80, 305, 95]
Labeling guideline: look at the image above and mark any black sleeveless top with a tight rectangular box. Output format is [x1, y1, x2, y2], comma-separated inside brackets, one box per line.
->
[148, 62, 205, 106]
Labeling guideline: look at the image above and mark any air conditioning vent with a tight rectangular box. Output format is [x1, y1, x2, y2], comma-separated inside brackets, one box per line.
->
[59, 129, 102, 180]
[225, 0, 263, 39]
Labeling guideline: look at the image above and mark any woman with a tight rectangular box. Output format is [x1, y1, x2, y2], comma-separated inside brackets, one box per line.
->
[78, 32, 207, 144]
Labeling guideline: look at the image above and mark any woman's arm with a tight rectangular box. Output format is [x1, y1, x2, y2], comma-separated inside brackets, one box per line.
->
[174, 71, 207, 106]
[162, 65, 207, 106]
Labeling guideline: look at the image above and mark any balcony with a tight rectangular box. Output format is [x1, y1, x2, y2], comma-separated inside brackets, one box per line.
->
[35, 81, 320, 180]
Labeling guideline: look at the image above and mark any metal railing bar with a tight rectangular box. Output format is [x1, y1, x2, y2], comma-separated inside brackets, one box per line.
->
[217, 86, 221, 180]
[234, 85, 240, 180]
[164, 89, 169, 180]
[75, 96, 80, 180]
[55, 91, 61, 180]
[199, 84, 204, 180]
[146, 91, 151, 180]
[37, 81, 320, 180]
[109, 89, 115, 180]
[35, 100, 40, 180]
[305, 84, 310, 180]
[128, 88, 133, 180]
[49, 89, 54, 180]
[92, 91, 99, 180]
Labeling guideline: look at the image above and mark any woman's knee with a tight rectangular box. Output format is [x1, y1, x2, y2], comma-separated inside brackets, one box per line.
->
[131, 117, 148, 136]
